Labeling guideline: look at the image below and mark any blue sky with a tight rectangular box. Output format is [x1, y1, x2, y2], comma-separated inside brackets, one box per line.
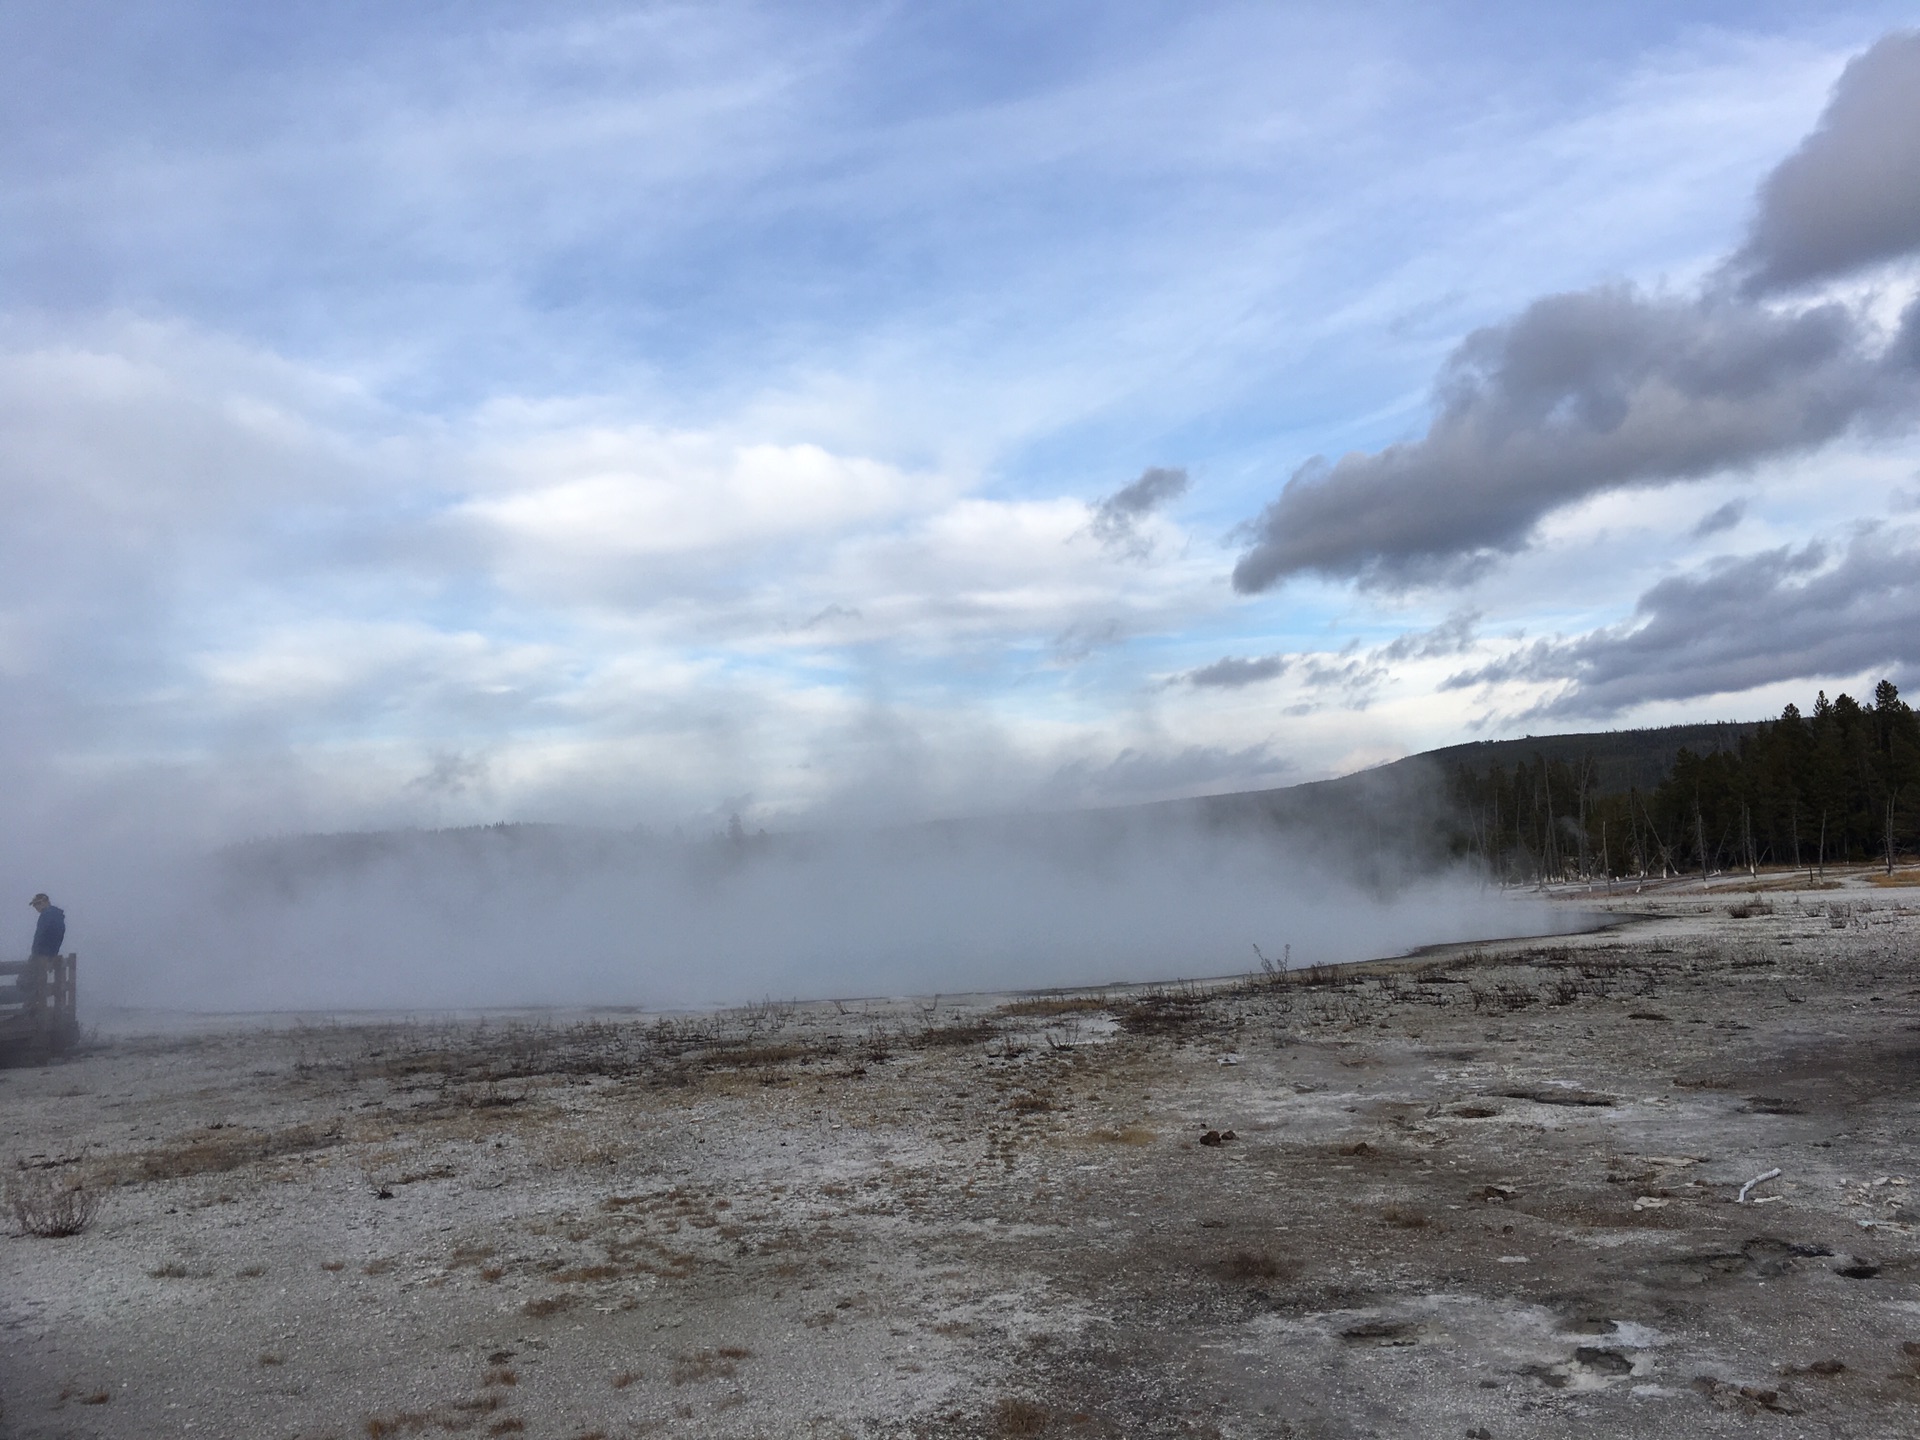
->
[2, 1, 1918, 840]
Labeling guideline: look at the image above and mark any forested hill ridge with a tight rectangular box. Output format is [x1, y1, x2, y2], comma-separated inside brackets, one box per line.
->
[1423, 680, 1918, 881]
[1418, 722, 1761, 795]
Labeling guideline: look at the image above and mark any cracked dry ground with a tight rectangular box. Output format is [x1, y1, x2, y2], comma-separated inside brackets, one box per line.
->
[4, 890, 1920, 1439]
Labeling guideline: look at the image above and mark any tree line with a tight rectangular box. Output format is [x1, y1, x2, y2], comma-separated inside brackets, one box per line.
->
[1444, 680, 1919, 881]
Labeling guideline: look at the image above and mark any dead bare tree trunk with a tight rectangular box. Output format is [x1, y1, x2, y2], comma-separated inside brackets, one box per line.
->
[1576, 759, 1591, 881]
[1541, 766, 1556, 884]
[1634, 789, 1672, 878]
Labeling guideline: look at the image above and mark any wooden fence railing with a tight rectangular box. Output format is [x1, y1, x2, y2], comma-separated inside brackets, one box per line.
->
[0, 954, 80, 1060]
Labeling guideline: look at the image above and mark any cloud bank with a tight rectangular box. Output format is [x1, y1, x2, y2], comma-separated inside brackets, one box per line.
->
[1446, 525, 1920, 716]
[1732, 31, 1920, 294]
[1233, 30, 1920, 593]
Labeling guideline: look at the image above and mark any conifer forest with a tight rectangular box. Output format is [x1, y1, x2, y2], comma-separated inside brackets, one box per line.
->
[1444, 680, 1920, 881]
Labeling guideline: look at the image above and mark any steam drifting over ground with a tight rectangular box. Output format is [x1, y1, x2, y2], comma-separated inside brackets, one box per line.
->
[68, 812, 1565, 1015]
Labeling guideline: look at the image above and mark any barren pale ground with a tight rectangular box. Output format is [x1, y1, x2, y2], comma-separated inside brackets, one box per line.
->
[4, 873, 1920, 1439]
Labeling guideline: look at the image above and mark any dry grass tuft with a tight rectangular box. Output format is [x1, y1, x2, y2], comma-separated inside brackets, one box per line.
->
[551, 1263, 621, 1283]
[102, 1120, 344, 1186]
[612, 1370, 638, 1389]
[993, 1396, 1052, 1435]
[1380, 1204, 1431, 1229]
[1219, 1248, 1285, 1281]
[918, 1019, 1000, 1047]
[671, 1347, 752, 1384]
[522, 1294, 576, 1318]
[1088, 1125, 1155, 1146]
[1114, 988, 1212, 1035]
[364, 1412, 433, 1437]
[999, 996, 1108, 1017]
[7, 1169, 101, 1237]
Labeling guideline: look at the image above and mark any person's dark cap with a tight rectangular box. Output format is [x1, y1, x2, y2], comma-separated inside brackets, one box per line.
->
[28, 893, 48, 906]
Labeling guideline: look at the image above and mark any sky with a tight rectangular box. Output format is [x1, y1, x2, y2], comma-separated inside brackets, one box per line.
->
[4, 1, 1920, 846]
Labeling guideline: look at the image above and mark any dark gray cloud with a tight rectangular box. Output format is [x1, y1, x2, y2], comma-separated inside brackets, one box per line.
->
[1092, 466, 1189, 554]
[1184, 653, 1290, 688]
[1689, 498, 1747, 539]
[1733, 31, 1920, 294]
[1444, 526, 1920, 716]
[1379, 608, 1479, 661]
[1232, 286, 1907, 590]
[1232, 30, 1920, 594]
[1183, 612, 1475, 690]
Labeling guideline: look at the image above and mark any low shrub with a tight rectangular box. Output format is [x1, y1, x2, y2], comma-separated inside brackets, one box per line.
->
[6, 1168, 100, 1237]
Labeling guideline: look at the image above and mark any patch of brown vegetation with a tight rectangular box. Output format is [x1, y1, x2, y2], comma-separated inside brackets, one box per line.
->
[670, 1347, 752, 1384]
[551, 1263, 621, 1283]
[1219, 1248, 1285, 1281]
[999, 996, 1110, 1017]
[100, 1120, 345, 1185]
[919, 1019, 1000, 1047]
[364, 1412, 434, 1437]
[992, 1396, 1052, 1435]
[1087, 1125, 1154, 1145]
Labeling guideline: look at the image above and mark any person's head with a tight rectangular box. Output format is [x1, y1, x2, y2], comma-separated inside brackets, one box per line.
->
[28, 894, 48, 912]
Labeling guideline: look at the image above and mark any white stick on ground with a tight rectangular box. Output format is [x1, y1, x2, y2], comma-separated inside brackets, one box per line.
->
[1737, 1167, 1783, 1204]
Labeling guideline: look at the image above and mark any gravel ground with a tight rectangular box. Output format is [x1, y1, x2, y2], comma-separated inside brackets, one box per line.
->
[3, 868, 1919, 1439]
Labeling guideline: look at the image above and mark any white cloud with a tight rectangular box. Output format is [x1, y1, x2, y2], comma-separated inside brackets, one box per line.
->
[460, 421, 932, 593]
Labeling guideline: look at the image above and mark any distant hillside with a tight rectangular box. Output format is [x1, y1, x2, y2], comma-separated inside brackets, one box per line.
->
[1383, 721, 1762, 795]
[1157, 718, 1760, 841]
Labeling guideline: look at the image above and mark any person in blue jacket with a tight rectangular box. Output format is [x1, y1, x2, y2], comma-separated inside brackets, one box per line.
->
[28, 894, 64, 957]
